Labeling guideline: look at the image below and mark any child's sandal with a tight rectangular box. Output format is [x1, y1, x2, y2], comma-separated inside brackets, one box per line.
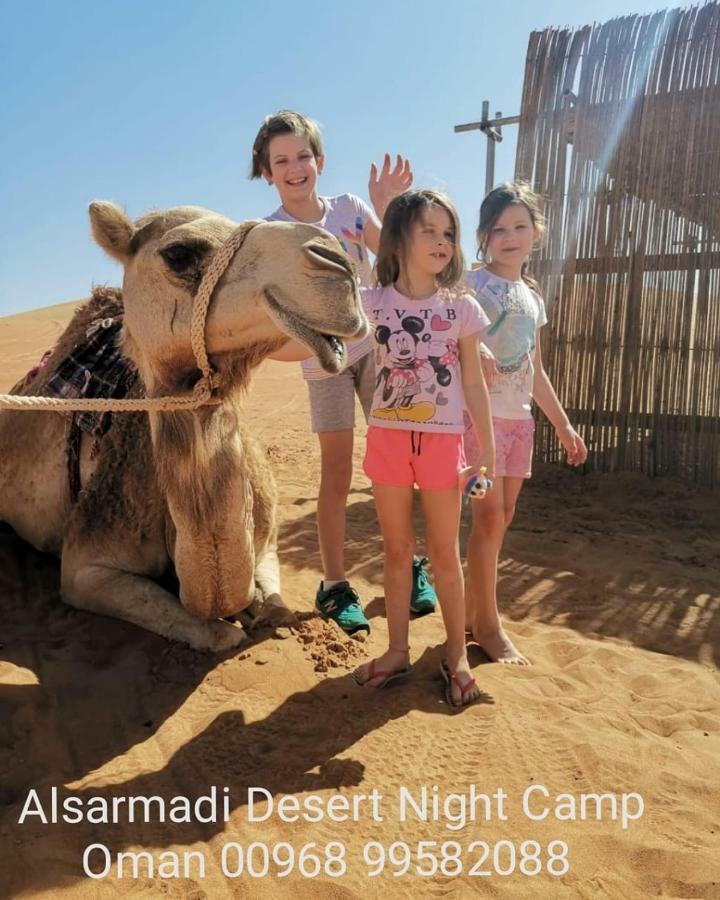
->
[353, 646, 411, 689]
[440, 659, 479, 707]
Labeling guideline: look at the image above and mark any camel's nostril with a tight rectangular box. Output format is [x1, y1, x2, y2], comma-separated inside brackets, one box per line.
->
[304, 242, 354, 276]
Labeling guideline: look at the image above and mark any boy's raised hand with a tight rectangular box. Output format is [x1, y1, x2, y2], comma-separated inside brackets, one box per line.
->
[368, 153, 413, 220]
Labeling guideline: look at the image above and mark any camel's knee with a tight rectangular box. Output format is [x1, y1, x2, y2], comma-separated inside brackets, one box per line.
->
[60, 561, 104, 611]
[62, 553, 249, 652]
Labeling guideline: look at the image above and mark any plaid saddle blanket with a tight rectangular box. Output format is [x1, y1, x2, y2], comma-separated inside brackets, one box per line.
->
[32, 308, 140, 502]
[46, 313, 138, 438]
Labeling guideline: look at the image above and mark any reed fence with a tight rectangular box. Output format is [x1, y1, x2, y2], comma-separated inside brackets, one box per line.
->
[516, 3, 720, 483]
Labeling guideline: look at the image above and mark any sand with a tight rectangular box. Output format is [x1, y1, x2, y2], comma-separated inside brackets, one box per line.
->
[0, 299, 718, 899]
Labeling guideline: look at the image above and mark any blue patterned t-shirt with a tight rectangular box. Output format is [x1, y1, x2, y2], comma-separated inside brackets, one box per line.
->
[465, 268, 547, 419]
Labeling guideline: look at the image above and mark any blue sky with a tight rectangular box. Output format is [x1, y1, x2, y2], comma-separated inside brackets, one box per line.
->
[1, 0, 665, 316]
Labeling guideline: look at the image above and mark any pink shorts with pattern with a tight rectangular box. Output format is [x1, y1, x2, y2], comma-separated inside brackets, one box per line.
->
[463, 414, 535, 479]
[364, 426, 466, 490]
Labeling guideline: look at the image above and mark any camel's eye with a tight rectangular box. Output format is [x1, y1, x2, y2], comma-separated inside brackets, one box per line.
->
[160, 242, 204, 273]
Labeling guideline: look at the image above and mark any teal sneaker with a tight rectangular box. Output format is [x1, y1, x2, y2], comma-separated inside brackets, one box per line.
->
[410, 556, 437, 616]
[315, 581, 370, 635]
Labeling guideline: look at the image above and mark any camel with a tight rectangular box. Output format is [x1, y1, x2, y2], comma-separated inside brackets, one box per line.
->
[0, 202, 367, 651]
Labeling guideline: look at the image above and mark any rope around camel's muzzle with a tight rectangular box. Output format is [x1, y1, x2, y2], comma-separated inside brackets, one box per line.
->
[0, 221, 259, 413]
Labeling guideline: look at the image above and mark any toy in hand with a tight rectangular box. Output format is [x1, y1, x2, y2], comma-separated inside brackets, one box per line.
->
[460, 465, 493, 499]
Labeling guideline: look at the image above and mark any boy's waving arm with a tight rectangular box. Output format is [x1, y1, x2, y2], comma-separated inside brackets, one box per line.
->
[364, 153, 413, 253]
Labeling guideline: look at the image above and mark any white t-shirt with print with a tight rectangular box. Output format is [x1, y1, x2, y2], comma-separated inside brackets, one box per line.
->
[362, 285, 490, 434]
[266, 193, 376, 380]
[465, 268, 547, 420]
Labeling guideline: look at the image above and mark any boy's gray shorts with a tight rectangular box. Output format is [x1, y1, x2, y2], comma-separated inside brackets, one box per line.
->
[307, 351, 375, 433]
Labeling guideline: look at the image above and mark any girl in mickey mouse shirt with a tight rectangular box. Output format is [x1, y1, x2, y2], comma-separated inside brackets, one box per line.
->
[354, 189, 495, 708]
[273, 189, 495, 707]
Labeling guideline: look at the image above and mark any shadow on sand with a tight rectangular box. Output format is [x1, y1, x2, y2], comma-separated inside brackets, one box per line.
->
[277, 466, 720, 666]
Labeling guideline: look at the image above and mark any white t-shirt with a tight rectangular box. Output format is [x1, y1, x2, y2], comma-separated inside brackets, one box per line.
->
[465, 268, 547, 420]
[266, 193, 376, 380]
[362, 285, 489, 433]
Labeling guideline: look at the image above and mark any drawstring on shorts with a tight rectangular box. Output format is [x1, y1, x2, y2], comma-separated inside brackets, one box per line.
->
[409, 431, 423, 456]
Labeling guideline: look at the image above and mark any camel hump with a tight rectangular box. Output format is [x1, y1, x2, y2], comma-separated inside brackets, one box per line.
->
[17, 286, 125, 396]
[79, 285, 124, 323]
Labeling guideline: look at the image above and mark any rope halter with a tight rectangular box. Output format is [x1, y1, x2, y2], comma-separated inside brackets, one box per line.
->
[0, 220, 260, 414]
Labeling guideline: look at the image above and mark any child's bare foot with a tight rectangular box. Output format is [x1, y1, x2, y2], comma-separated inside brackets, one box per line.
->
[441, 654, 481, 707]
[471, 625, 530, 665]
[353, 647, 411, 688]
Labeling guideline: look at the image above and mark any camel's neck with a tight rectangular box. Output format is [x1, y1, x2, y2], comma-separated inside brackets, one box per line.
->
[131, 335, 285, 619]
[126, 330, 285, 400]
[150, 402, 256, 619]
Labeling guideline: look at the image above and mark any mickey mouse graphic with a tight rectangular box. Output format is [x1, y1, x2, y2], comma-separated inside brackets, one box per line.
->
[372, 314, 457, 423]
[422, 333, 459, 387]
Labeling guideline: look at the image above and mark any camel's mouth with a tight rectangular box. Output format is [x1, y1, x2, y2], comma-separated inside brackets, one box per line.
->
[262, 288, 364, 374]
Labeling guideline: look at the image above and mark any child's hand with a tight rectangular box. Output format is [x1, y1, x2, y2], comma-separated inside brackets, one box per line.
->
[459, 464, 494, 499]
[462, 458, 495, 483]
[476, 456, 495, 485]
[478, 342, 497, 387]
[369, 153, 413, 219]
[557, 424, 588, 466]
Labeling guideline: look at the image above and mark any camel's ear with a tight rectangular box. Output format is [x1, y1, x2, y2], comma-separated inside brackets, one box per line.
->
[89, 201, 135, 264]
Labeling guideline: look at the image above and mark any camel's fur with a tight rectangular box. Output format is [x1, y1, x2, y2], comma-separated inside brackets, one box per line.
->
[0, 203, 366, 650]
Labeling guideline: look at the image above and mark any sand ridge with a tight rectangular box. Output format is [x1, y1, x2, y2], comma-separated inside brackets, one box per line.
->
[0, 299, 718, 898]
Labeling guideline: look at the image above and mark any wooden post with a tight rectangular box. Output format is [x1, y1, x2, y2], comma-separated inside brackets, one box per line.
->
[455, 103, 518, 198]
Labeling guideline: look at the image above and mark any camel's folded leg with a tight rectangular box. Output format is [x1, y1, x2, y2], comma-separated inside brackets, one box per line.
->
[247, 539, 297, 630]
[61, 561, 247, 652]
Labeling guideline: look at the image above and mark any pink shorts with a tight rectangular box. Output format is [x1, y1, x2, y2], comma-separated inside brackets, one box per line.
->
[363, 426, 466, 490]
[463, 414, 535, 479]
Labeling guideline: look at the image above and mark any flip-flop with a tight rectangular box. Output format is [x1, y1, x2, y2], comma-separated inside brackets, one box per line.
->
[440, 660, 479, 707]
[353, 658, 412, 688]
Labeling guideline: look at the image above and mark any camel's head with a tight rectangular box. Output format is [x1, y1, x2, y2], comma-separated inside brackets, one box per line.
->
[88, 202, 367, 393]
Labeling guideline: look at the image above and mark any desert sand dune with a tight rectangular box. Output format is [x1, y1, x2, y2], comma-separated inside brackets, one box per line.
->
[0, 299, 718, 898]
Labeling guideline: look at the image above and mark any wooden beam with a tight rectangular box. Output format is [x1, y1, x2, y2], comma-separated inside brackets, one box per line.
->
[561, 409, 720, 433]
[534, 251, 720, 275]
[454, 114, 521, 133]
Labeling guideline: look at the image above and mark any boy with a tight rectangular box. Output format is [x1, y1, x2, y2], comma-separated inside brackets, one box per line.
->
[251, 110, 436, 634]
